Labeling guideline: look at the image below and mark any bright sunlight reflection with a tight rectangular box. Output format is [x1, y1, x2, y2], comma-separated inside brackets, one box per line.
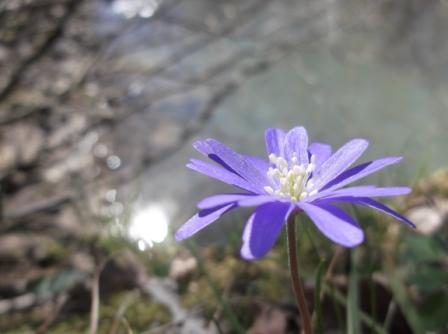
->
[111, 0, 159, 19]
[129, 203, 169, 250]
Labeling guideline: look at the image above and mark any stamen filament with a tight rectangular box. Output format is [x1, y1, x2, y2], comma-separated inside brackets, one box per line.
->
[265, 153, 316, 201]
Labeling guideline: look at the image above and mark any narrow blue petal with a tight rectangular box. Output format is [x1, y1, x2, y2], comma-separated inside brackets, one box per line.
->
[284, 127, 309, 166]
[265, 128, 286, 158]
[187, 159, 259, 193]
[175, 204, 235, 240]
[321, 196, 415, 228]
[192, 140, 238, 174]
[237, 195, 279, 207]
[354, 198, 415, 228]
[192, 139, 214, 156]
[308, 142, 332, 170]
[311, 139, 369, 191]
[197, 193, 254, 210]
[320, 157, 403, 191]
[241, 202, 292, 260]
[298, 202, 364, 247]
[205, 139, 270, 191]
[193, 142, 270, 180]
[245, 155, 270, 174]
[314, 186, 411, 200]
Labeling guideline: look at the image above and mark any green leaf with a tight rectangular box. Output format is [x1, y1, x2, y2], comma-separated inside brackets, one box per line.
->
[324, 283, 386, 334]
[32, 270, 86, 298]
[384, 264, 425, 334]
[410, 266, 448, 291]
[402, 235, 447, 263]
[418, 292, 448, 331]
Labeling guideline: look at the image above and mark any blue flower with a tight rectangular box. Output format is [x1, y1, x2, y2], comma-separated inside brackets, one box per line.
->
[176, 126, 414, 260]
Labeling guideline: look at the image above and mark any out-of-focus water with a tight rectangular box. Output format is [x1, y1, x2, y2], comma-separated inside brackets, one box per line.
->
[136, 47, 448, 244]
[107, 1, 447, 245]
[95, 0, 447, 246]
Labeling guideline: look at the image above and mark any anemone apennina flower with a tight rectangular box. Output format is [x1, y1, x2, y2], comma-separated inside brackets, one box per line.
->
[175, 126, 414, 260]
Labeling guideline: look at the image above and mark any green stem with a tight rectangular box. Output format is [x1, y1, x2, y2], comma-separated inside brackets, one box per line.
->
[287, 212, 313, 334]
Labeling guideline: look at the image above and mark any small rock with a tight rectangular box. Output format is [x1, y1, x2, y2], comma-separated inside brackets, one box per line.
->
[0, 233, 60, 263]
[99, 251, 147, 293]
[0, 122, 44, 174]
[15, 123, 45, 165]
[406, 198, 448, 235]
[169, 254, 197, 281]
[0, 44, 9, 62]
[415, 169, 448, 196]
[0, 144, 16, 177]
[71, 252, 95, 274]
[249, 302, 296, 334]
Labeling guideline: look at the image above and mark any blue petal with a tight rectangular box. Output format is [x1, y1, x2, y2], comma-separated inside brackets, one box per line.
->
[311, 139, 369, 191]
[175, 204, 235, 240]
[241, 202, 292, 260]
[298, 202, 364, 247]
[237, 195, 279, 207]
[265, 128, 286, 158]
[308, 142, 332, 170]
[313, 186, 411, 200]
[321, 196, 415, 228]
[205, 139, 270, 192]
[187, 159, 259, 193]
[320, 157, 403, 191]
[284, 127, 309, 166]
[193, 140, 239, 174]
[354, 198, 415, 228]
[197, 193, 254, 210]
[244, 155, 270, 174]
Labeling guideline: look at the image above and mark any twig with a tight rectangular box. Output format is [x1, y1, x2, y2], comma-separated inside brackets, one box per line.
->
[107, 291, 139, 334]
[0, 0, 71, 12]
[57, 0, 184, 102]
[310, 246, 344, 328]
[0, 269, 84, 315]
[0, 106, 49, 126]
[34, 293, 68, 334]
[321, 247, 343, 300]
[0, 0, 83, 101]
[0, 182, 3, 220]
[120, 317, 133, 334]
[89, 267, 101, 334]
[2, 192, 73, 221]
[383, 300, 397, 331]
[287, 212, 313, 334]
[88, 256, 116, 334]
[0, 293, 37, 314]
[87, 251, 135, 334]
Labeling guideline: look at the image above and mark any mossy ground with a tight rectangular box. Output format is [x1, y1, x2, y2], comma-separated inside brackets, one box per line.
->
[1, 170, 447, 333]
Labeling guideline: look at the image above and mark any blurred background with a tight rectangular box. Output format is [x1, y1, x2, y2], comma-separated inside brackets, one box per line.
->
[0, 0, 447, 333]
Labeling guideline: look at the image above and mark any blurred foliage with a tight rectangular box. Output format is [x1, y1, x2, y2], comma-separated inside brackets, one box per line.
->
[1, 176, 447, 333]
[3, 189, 448, 333]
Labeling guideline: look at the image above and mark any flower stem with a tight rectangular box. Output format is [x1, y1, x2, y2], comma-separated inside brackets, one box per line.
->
[287, 212, 313, 334]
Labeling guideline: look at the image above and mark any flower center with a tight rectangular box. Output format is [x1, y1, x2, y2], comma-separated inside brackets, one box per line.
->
[263, 153, 317, 201]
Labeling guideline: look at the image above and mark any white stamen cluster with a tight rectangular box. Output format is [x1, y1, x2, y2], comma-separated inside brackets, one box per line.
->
[263, 153, 317, 201]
